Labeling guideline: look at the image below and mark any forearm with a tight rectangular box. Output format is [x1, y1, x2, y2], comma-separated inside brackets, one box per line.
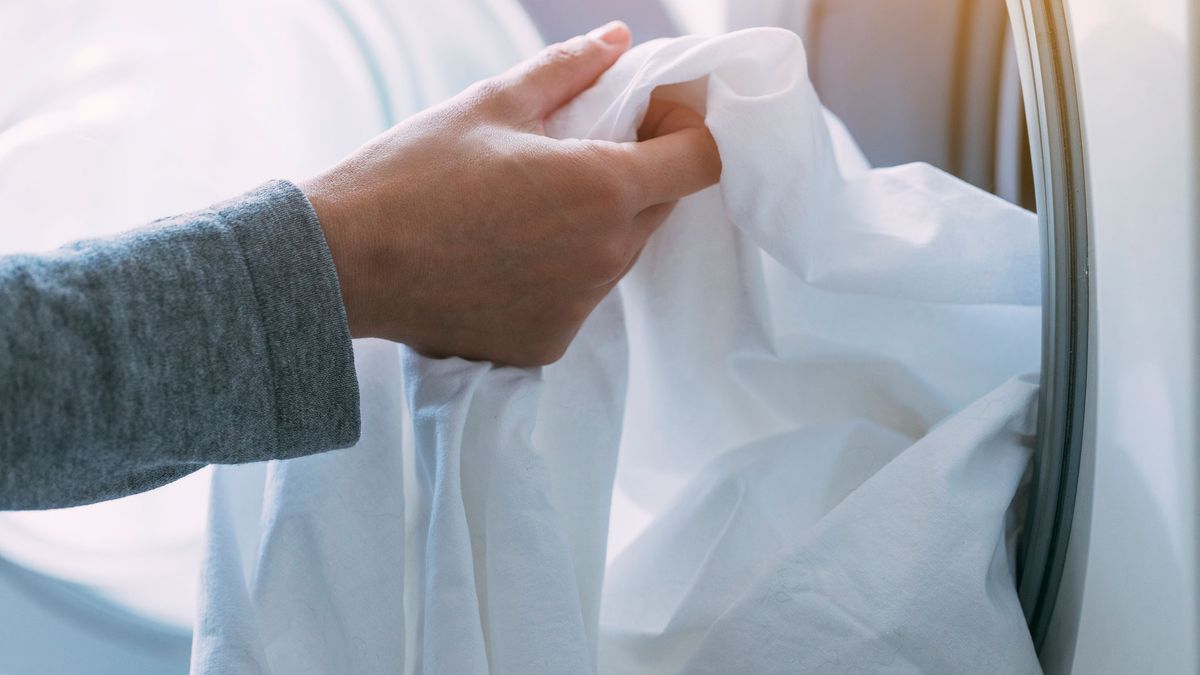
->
[0, 180, 360, 509]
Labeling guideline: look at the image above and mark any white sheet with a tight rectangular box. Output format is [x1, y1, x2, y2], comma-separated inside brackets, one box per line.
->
[193, 28, 1042, 675]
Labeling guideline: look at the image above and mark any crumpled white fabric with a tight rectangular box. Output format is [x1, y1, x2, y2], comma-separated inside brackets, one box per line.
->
[192, 27, 1042, 675]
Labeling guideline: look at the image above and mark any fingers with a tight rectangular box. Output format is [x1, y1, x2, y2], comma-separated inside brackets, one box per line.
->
[637, 95, 692, 141]
[618, 99, 722, 207]
[507, 21, 632, 119]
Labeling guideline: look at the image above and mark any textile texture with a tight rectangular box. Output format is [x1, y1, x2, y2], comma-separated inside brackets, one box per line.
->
[0, 181, 360, 509]
[194, 29, 1042, 675]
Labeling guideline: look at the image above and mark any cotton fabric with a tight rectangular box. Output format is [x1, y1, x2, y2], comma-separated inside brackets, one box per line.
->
[193, 28, 1042, 675]
[0, 181, 358, 510]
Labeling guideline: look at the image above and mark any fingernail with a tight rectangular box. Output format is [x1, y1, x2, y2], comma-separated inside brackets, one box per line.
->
[587, 20, 629, 46]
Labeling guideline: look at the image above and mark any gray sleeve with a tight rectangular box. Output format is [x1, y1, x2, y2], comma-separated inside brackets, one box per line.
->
[0, 180, 361, 510]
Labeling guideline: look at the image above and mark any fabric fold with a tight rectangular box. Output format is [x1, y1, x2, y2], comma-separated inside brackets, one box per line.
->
[194, 26, 1041, 675]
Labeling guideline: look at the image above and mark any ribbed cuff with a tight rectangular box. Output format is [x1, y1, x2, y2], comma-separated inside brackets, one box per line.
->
[220, 180, 360, 455]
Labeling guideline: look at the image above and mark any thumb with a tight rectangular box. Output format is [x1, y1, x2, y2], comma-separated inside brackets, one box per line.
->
[509, 21, 632, 119]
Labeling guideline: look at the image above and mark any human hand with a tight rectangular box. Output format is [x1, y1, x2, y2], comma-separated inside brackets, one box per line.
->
[301, 21, 721, 366]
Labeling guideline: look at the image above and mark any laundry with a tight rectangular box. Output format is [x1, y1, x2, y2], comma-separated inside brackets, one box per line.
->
[192, 27, 1042, 675]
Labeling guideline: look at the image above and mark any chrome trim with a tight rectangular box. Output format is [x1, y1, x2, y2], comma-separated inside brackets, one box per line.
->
[1007, 0, 1091, 651]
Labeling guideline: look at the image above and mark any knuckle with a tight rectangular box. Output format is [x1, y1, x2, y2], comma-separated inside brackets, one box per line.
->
[575, 148, 634, 211]
[466, 77, 518, 114]
[541, 45, 571, 68]
[580, 240, 630, 283]
[467, 77, 503, 101]
[596, 151, 641, 209]
[553, 144, 634, 214]
[538, 37, 588, 68]
[539, 342, 571, 366]
[506, 298, 595, 366]
[544, 330, 576, 363]
[556, 141, 638, 201]
[514, 338, 569, 367]
[594, 175, 630, 212]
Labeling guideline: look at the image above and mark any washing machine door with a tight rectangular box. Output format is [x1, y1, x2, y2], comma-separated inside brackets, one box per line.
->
[1010, 0, 1200, 673]
[1005, 0, 1089, 654]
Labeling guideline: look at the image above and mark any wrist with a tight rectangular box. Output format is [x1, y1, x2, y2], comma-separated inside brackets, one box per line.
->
[299, 176, 375, 339]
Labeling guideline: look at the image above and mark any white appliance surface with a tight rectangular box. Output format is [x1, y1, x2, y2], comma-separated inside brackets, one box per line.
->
[1039, 1, 1199, 673]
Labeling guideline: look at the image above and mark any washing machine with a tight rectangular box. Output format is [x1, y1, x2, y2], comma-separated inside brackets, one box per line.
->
[759, 1, 1200, 670]
[738, 1, 1199, 671]
[0, 0, 1195, 672]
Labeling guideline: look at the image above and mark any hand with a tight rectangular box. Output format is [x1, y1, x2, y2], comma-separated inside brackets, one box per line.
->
[301, 21, 721, 366]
